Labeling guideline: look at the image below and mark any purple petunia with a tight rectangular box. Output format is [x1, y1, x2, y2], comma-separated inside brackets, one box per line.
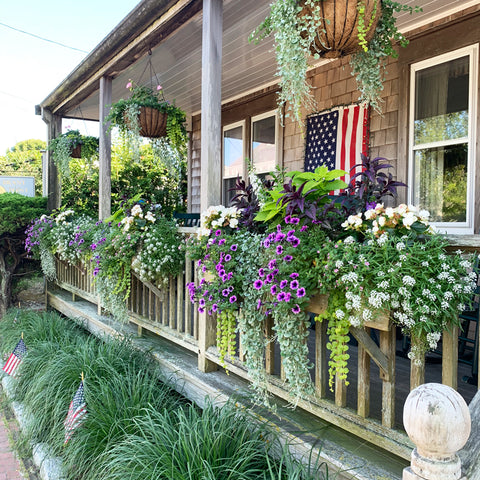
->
[263, 239, 271, 248]
[268, 259, 277, 270]
[257, 299, 262, 310]
[212, 303, 218, 312]
[224, 254, 232, 262]
[270, 285, 278, 295]
[283, 255, 293, 262]
[230, 244, 238, 251]
[275, 232, 286, 242]
[215, 229, 222, 236]
[258, 268, 265, 277]
[199, 298, 206, 307]
[290, 272, 299, 279]
[291, 304, 301, 314]
[296, 287, 306, 298]
[254, 279, 263, 290]
[229, 295, 237, 304]
[290, 237, 300, 247]
[277, 292, 287, 302]
[222, 289, 229, 297]
[266, 273, 274, 283]
[284, 292, 292, 302]
[280, 279, 288, 289]
[290, 280, 299, 290]
[219, 238, 226, 246]
[276, 245, 283, 255]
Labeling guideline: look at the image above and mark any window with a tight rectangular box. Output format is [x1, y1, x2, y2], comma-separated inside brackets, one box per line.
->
[409, 45, 478, 233]
[251, 112, 278, 182]
[222, 122, 245, 205]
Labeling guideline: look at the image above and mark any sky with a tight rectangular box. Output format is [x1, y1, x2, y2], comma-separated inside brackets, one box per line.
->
[0, 0, 141, 154]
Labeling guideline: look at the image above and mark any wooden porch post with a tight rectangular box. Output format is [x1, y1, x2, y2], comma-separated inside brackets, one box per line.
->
[99, 76, 112, 221]
[41, 108, 62, 211]
[198, 0, 223, 373]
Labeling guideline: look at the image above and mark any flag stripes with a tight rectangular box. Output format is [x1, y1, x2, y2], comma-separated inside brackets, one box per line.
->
[64, 380, 87, 444]
[304, 104, 370, 188]
[2, 338, 27, 377]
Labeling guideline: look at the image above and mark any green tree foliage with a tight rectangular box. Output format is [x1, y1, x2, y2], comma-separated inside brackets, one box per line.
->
[0, 193, 47, 315]
[0, 140, 46, 196]
[61, 139, 186, 218]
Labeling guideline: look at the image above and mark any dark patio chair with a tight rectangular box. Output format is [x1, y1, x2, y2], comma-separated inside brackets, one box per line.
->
[173, 212, 200, 228]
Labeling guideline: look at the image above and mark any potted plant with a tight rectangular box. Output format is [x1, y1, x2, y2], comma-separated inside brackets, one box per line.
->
[106, 80, 187, 151]
[49, 130, 99, 177]
[251, 0, 420, 127]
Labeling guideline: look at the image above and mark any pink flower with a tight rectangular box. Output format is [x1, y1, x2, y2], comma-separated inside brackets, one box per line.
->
[126, 81, 133, 89]
[157, 85, 163, 91]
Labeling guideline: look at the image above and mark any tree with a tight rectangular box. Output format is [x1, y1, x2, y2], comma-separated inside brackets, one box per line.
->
[0, 139, 46, 196]
[0, 193, 47, 316]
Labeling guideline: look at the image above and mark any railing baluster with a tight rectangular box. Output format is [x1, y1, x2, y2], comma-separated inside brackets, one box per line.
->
[442, 325, 459, 390]
[380, 327, 396, 428]
[169, 277, 175, 329]
[185, 257, 192, 336]
[357, 327, 371, 418]
[177, 274, 183, 333]
[265, 315, 275, 375]
[315, 319, 328, 398]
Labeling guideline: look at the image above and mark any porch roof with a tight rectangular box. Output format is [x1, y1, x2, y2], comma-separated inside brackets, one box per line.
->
[37, 0, 479, 122]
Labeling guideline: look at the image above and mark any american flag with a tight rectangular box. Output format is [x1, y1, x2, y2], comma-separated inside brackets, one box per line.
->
[64, 380, 87, 444]
[304, 104, 370, 188]
[2, 338, 27, 377]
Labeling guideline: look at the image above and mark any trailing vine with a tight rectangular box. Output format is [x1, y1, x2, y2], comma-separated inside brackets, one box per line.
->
[315, 289, 351, 391]
[216, 310, 237, 367]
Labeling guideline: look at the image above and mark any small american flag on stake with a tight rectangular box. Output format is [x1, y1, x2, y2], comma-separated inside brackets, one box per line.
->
[304, 104, 370, 188]
[64, 375, 87, 444]
[3, 336, 27, 377]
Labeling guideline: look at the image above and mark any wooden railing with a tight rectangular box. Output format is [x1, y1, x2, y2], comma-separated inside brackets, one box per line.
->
[48, 233, 480, 462]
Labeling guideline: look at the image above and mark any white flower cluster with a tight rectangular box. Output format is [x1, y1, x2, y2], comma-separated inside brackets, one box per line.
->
[198, 205, 240, 237]
[132, 224, 183, 287]
[341, 203, 434, 237]
[55, 209, 75, 225]
[120, 205, 156, 233]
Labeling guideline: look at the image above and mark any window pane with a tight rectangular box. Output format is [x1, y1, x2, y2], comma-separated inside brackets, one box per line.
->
[223, 177, 238, 206]
[223, 126, 244, 179]
[413, 144, 468, 223]
[414, 56, 469, 144]
[252, 115, 276, 173]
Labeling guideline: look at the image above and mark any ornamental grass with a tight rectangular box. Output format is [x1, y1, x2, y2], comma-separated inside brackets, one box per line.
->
[0, 309, 329, 480]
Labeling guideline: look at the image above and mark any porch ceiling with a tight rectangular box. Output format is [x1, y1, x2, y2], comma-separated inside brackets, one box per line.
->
[38, 0, 480, 122]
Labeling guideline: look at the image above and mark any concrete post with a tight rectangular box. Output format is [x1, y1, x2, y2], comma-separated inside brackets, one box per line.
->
[403, 383, 471, 480]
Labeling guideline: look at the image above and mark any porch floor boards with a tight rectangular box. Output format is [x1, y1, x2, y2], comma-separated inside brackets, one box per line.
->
[47, 287, 409, 480]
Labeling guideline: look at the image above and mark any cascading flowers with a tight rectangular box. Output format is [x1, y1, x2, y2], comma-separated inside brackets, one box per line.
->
[317, 203, 476, 388]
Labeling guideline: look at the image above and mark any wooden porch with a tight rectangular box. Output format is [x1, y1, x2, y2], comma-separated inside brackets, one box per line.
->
[44, 229, 479, 475]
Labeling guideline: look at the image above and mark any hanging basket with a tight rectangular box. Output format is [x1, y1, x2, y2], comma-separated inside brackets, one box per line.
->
[138, 106, 168, 138]
[300, 0, 381, 59]
[70, 145, 82, 158]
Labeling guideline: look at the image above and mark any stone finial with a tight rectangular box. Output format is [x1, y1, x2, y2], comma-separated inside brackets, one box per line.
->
[403, 383, 471, 480]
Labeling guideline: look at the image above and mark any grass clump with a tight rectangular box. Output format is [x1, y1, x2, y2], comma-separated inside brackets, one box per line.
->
[0, 308, 330, 480]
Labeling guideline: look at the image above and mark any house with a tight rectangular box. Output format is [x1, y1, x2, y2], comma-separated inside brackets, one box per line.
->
[37, 0, 480, 477]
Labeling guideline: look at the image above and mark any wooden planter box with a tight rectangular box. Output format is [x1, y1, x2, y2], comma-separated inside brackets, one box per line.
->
[300, 0, 381, 58]
[307, 293, 390, 331]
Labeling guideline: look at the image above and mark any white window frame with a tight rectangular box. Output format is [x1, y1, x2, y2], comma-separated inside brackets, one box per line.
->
[408, 44, 478, 234]
[222, 120, 245, 204]
[250, 110, 281, 174]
